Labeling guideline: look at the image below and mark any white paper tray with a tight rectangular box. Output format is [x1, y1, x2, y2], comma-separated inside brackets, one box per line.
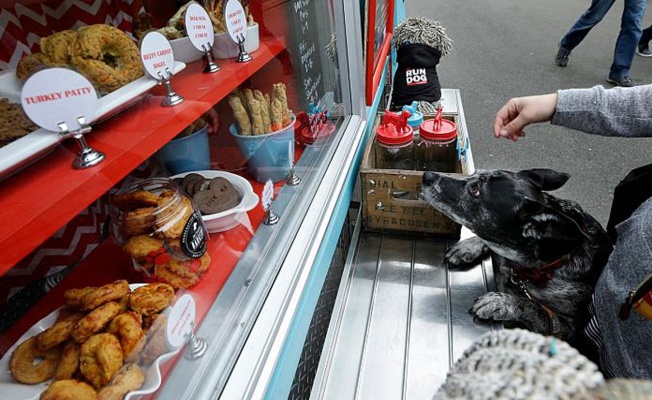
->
[0, 61, 186, 180]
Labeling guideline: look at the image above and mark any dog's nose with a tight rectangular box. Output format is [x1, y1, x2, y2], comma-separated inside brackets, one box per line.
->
[423, 171, 439, 186]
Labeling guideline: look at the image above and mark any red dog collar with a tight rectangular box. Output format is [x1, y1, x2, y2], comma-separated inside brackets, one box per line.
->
[511, 258, 566, 288]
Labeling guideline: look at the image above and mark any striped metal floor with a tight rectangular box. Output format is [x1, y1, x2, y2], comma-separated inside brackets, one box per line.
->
[312, 227, 500, 400]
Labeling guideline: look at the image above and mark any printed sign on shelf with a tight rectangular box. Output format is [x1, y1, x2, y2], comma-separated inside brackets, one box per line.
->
[225, 0, 248, 42]
[140, 31, 175, 79]
[21, 68, 98, 132]
[166, 293, 196, 349]
[185, 2, 215, 51]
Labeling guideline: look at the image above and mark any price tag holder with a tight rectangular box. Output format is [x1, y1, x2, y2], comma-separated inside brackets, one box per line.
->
[166, 293, 208, 359]
[262, 179, 279, 225]
[140, 31, 184, 107]
[21, 68, 105, 169]
[186, 2, 221, 73]
[225, 0, 253, 63]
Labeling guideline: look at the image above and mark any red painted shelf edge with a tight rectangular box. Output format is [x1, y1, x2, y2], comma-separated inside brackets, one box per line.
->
[0, 37, 286, 273]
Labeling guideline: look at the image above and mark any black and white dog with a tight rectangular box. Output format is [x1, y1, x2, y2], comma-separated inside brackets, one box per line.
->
[422, 169, 611, 345]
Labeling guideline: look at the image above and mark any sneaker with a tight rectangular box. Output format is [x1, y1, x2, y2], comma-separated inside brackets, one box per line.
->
[555, 46, 571, 67]
[607, 75, 635, 87]
[637, 44, 652, 57]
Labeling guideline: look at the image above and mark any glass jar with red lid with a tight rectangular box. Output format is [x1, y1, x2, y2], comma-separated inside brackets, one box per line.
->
[417, 107, 458, 172]
[374, 110, 415, 170]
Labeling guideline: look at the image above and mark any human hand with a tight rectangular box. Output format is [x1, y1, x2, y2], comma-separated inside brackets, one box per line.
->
[493, 93, 557, 141]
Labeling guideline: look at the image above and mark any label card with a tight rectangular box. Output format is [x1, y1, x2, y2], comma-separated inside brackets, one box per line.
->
[225, 0, 248, 42]
[140, 31, 175, 79]
[262, 179, 274, 211]
[21, 68, 98, 132]
[185, 2, 215, 51]
[166, 293, 196, 349]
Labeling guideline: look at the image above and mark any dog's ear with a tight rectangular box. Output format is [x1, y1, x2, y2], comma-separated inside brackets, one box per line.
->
[516, 169, 570, 192]
[520, 198, 588, 261]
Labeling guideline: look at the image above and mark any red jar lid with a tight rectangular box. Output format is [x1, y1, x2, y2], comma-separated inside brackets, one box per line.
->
[376, 123, 414, 145]
[300, 122, 336, 144]
[420, 118, 457, 141]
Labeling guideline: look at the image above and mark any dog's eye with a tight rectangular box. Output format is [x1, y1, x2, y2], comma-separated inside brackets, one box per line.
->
[469, 184, 480, 197]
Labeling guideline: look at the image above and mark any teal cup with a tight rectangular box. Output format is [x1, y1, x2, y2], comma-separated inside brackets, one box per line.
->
[229, 116, 296, 183]
[156, 124, 211, 175]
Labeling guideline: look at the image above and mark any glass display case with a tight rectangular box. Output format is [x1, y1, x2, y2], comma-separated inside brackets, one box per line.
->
[0, 0, 370, 398]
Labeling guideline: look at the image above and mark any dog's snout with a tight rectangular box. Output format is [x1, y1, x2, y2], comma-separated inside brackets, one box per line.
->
[423, 171, 439, 187]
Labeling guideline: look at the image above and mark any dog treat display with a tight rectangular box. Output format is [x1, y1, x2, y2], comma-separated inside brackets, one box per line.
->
[8, 281, 174, 397]
[0, 98, 39, 147]
[228, 84, 293, 135]
[14, 25, 144, 94]
[140, 0, 255, 40]
[110, 178, 210, 289]
[173, 174, 240, 215]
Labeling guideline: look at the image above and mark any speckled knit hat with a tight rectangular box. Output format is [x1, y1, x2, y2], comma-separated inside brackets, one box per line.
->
[434, 329, 604, 400]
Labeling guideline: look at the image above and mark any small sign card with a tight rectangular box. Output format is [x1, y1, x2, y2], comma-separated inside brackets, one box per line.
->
[262, 179, 274, 211]
[185, 2, 215, 51]
[225, 0, 248, 42]
[140, 31, 175, 79]
[166, 293, 197, 349]
[21, 68, 98, 132]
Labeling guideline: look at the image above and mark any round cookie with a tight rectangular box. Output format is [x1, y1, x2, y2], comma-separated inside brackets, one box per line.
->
[181, 173, 204, 195]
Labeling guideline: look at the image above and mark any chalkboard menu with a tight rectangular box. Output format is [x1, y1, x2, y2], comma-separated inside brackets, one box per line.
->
[285, 0, 330, 110]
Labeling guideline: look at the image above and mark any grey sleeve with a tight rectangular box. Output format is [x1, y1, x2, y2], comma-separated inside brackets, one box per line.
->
[551, 84, 652, 137]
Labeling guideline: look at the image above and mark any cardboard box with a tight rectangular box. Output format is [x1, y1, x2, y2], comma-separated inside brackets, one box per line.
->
[360, 113, 471, 237]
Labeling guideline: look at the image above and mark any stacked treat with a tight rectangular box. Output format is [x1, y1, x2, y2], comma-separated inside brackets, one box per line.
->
[228, 83, 293, 135]
[16, 25, 144, 94]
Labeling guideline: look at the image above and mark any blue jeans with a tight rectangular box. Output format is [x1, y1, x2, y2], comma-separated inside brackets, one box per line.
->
[560, 0, 647, 78]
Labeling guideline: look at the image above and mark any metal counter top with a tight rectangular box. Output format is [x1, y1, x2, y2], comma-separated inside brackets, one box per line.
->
[311, 227, 500, 400]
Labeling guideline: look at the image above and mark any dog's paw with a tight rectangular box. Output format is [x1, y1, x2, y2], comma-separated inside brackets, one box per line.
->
[469, 292, 521, 323]
[445, 236, 489, 270]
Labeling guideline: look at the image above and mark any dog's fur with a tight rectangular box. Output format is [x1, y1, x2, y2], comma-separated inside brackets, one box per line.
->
[422, 169, 611, 344]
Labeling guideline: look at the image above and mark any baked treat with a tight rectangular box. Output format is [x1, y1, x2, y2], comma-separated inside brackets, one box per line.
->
[9, 337, 62, 384]
[97, 363, 145, 400]
[69, 24, 144, 94]
[79, 333, 123, 388]
[0, 98, 40, 147]
[40, 379, 98, 400]
[154, 264, 199, 289]
[72, 301, 123, 343]
[229, 95, 252, 135]
[35, 311, 84, 350]
[193, 178, 239, 214]
[122, 235, 165, 264]
[154, 195, 193, 240]
[78, 280, 130, 311]
[15, 53, 47, 82]
[129, 283, 175, 316]
[40, 30, 76, 67]
[54, 341, 81, 380]
[166, 253, 211, 278]
[254, 90, 271, 131]
[106, 312, 145, 362]
[111, 190, 160, 212]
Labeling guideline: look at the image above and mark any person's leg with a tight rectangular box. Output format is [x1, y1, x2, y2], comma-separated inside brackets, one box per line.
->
[637, 24, 652, 56]
[559, 0, 616, 51]
[609, 0, 646, 80]
[593, 197, 652, 379]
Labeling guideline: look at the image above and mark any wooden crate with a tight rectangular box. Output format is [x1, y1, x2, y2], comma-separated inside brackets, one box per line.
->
[360, 113, 469, 237]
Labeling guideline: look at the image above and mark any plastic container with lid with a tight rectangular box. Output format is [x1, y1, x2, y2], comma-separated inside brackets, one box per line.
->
[417, 107, 458, 172]
[109, 177, 211, 289]
[402, 101, 424, 143]
[375, 110, 415, 170]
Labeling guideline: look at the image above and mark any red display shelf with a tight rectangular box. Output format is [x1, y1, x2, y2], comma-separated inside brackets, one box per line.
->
[0, 37, 286, 272]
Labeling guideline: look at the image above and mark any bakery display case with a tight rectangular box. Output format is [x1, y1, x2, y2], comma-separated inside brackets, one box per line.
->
[0, 0, 369, 398]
